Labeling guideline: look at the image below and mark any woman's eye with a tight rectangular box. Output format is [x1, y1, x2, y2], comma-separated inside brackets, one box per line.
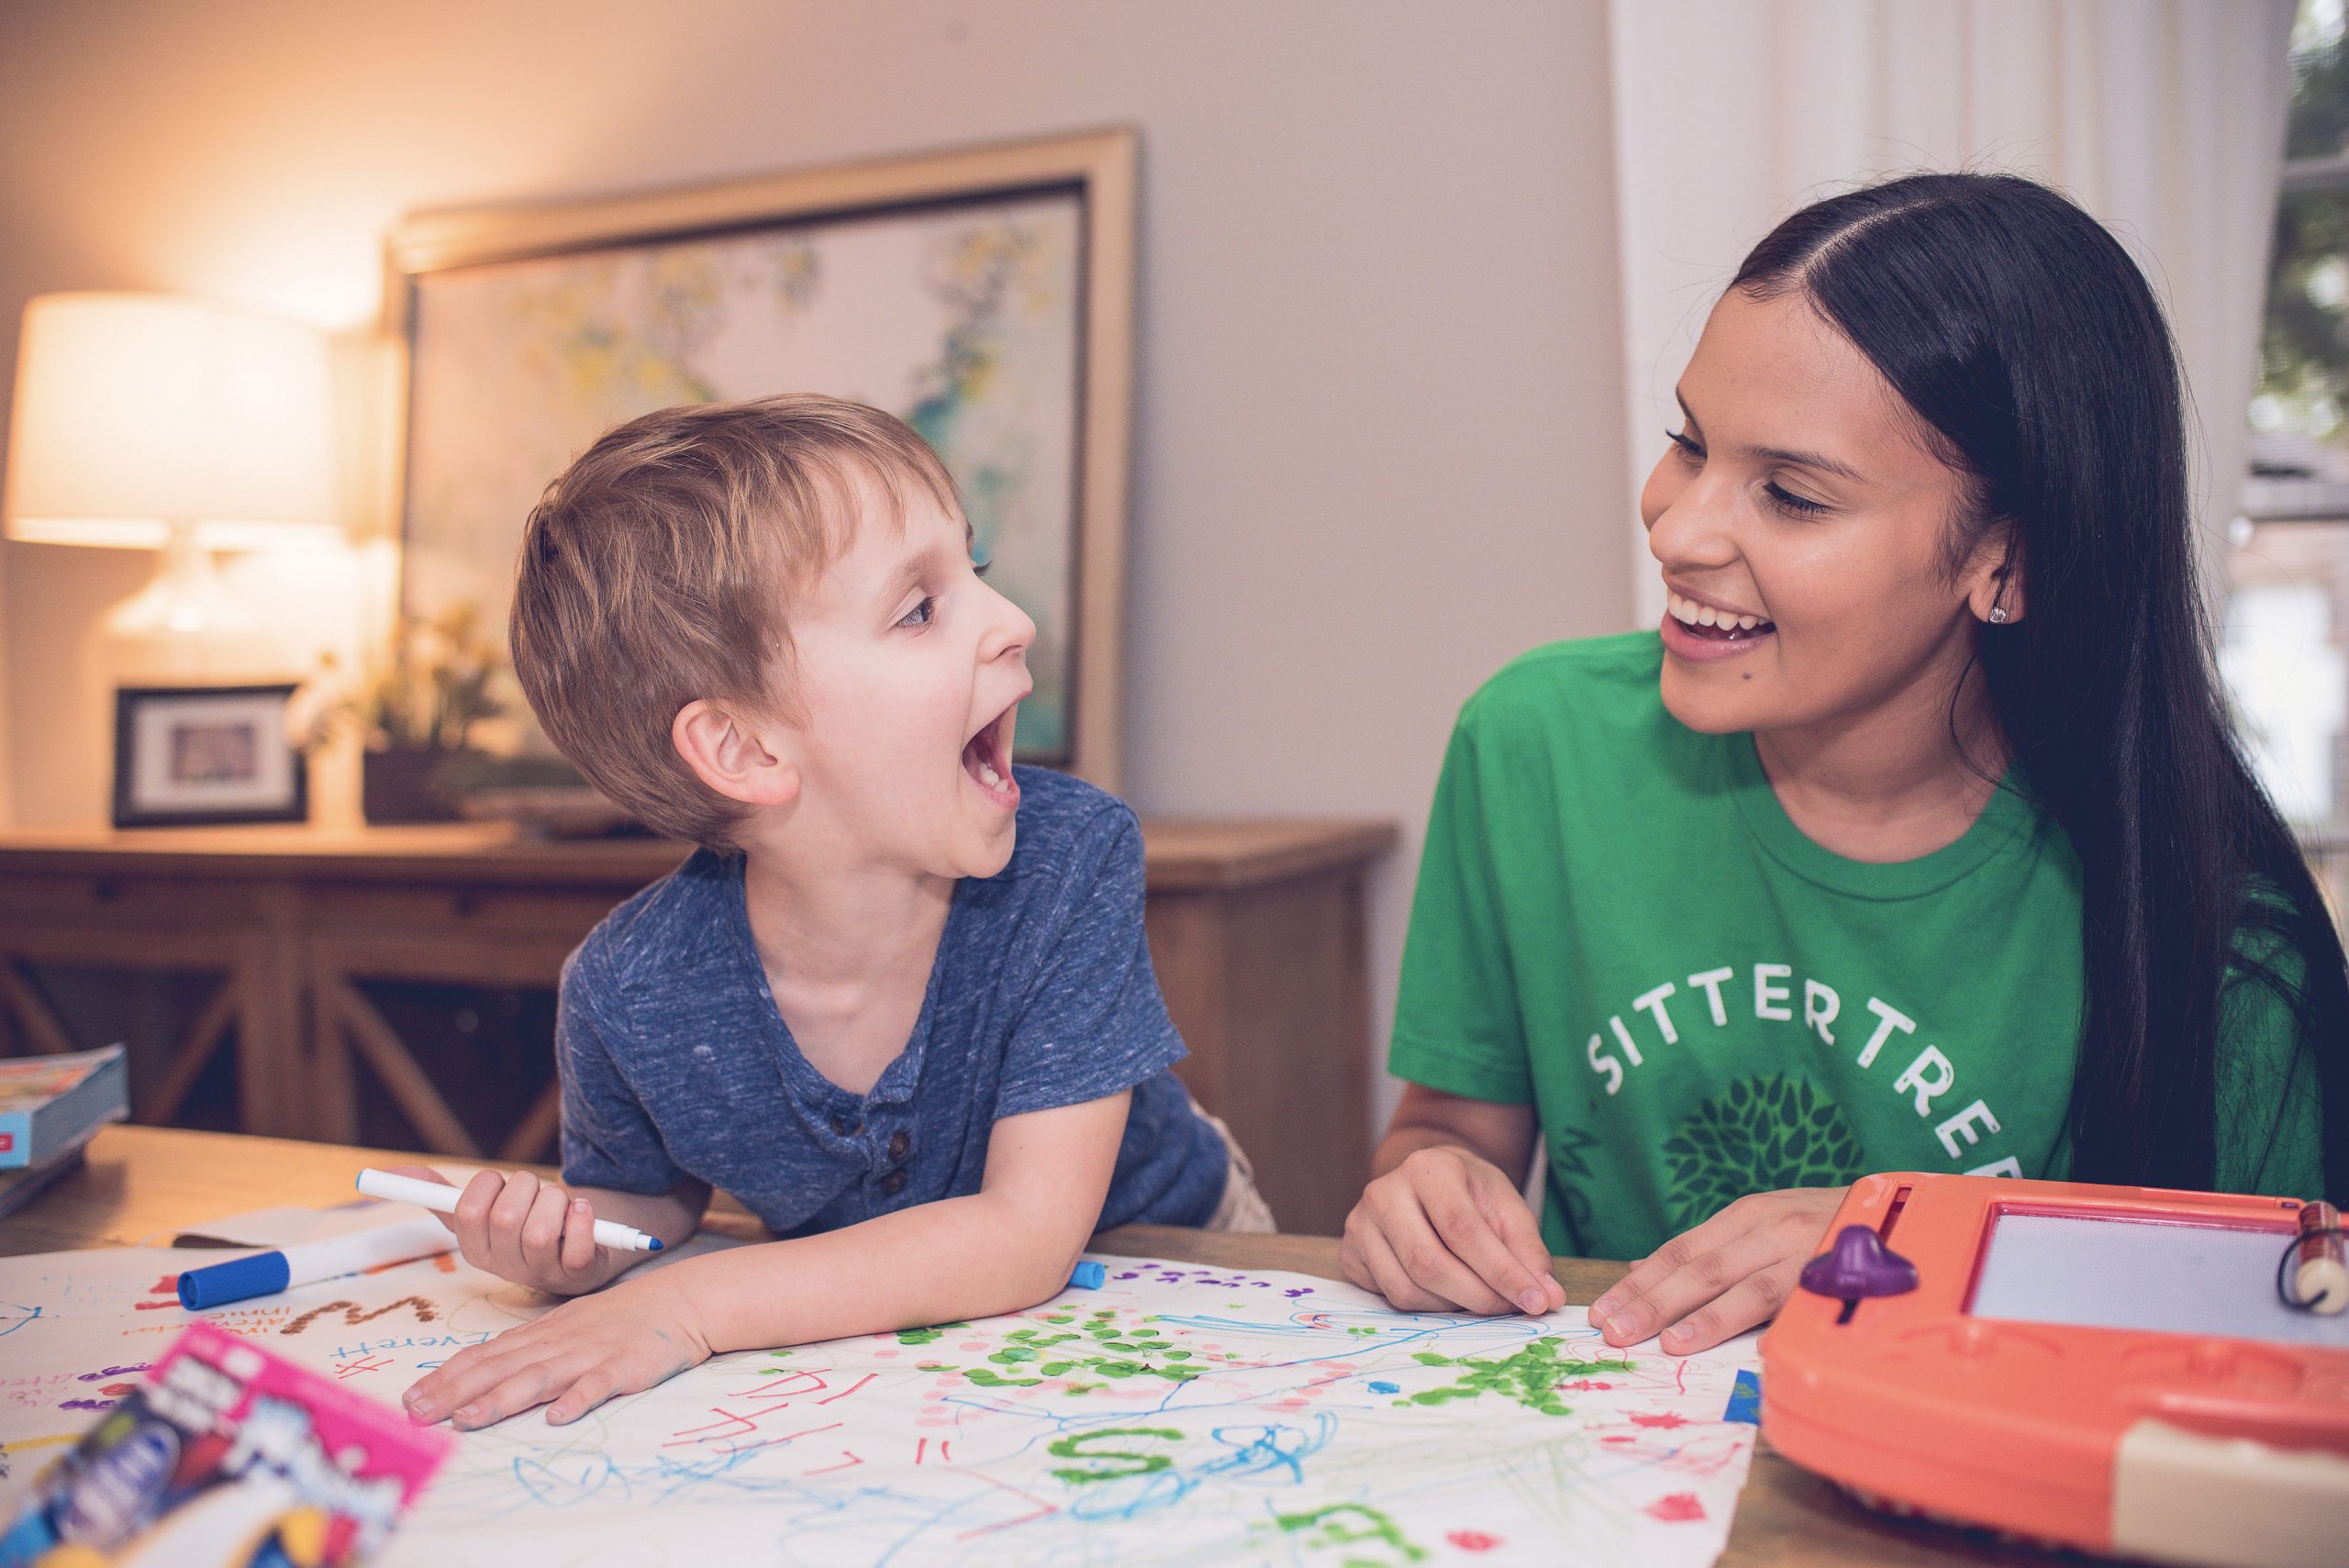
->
[1665, 428, 1703, 460]
[897, 596, 936, 628]
[1765, 483, 1829, 517]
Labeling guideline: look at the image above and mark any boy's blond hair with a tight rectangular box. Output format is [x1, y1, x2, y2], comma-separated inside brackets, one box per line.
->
[510, 395, 959, 850]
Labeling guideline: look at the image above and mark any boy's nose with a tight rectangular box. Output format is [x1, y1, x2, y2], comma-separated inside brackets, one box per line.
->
[980, 582, 1037, 662]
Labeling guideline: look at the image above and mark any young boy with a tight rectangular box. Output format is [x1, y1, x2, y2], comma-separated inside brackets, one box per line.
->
[395, 395, 1270, 1432]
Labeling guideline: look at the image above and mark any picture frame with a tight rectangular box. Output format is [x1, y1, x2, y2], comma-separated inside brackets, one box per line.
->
[112, 684, 307, 828]
[383, 128, 1138, 790]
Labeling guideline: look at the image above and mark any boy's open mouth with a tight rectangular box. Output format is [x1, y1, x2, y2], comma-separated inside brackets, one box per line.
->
[1665, 589, 1776, 642]
[962, 701, 1019, 801]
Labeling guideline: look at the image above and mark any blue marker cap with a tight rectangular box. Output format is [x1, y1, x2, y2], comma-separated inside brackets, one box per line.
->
[1067, 1261, 1106, 1290]
[177, 1251, 291, 1311]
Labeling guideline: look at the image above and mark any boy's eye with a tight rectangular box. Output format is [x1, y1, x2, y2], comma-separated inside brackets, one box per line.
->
[974, 557, 993, 579]
[897, 596, 936, 628]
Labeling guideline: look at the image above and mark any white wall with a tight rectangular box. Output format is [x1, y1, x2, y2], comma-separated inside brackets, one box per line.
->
[0, 0, 1635, 1135]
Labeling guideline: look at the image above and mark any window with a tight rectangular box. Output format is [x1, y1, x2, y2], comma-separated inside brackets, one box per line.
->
[2225, 0, 2349, 916]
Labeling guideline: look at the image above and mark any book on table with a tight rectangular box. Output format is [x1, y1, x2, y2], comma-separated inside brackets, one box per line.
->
[0, 1143, 89, 1221]
[0, 1043, 128, 1169]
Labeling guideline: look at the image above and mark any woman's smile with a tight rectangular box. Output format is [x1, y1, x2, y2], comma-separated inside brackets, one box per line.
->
[1662, 586, 1776, 662]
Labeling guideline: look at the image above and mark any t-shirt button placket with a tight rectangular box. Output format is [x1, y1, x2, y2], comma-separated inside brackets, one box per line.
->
[876, 1129, 912, 1197]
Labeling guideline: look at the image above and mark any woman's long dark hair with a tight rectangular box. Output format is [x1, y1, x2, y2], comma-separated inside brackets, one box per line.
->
[1733, 172, 2343, 1199]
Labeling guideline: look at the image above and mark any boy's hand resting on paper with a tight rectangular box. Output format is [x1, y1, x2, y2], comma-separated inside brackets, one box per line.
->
[1587, 1186, 1848, 1353]
[1341, 1141, 1567, 1318]
[401, 1268, 713, 1429]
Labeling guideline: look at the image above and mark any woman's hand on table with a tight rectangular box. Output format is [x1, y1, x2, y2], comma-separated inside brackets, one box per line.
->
[1341, 1143, 1568, 1317]
[1589, 1185, 1847, 1353]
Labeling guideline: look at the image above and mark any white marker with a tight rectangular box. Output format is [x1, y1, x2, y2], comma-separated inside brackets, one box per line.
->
[355, 1168, 664, 1253]
[176, 1215, 457, 1310]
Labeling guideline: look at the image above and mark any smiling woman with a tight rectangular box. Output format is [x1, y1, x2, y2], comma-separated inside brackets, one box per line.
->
[1340, 172, 2346, 1358]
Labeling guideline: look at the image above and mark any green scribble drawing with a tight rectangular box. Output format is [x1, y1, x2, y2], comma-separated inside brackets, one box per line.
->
[1047, 1426, 1184, 1485]
[930, 1307, 1204, 1392]
[1271, 1502, 1429, 1565]
[1664, 1073, 1868, 1231]
[1398, 1337, 1634, 1418]
[894, 1322, 968, 1346]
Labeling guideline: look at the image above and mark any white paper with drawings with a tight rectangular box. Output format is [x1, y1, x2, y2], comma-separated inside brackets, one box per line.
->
[0, 1240, 1763, 1567]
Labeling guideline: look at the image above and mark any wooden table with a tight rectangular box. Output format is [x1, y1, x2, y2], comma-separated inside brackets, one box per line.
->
[0, 816, 1394, 1233]
[0, 1126, 2061, 1567]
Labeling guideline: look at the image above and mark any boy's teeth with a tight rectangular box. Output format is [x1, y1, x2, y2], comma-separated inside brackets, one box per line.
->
[979, 763, 1003, 788]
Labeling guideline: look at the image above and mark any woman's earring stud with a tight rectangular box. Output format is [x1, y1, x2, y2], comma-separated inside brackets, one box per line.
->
[1988, 606, 2009, 625]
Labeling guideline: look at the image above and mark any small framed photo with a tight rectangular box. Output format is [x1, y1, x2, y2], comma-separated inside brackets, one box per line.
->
[113, 684, 307, 828]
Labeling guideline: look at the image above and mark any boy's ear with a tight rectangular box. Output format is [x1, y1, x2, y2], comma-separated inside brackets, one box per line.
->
[672, 699, 800, 809]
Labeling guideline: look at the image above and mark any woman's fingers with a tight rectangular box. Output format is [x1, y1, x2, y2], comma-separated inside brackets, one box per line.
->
[1345, 1214, 1469, 1313]
[1656, 1257, 1802, 1353]
[1590, 1201, 1771, 1345]
[1366, 1183, 1517, 1315]
[1474, 1173, 1567, 1311]
[1419, 1178, 1557, 1315]
[1590, 1189, 1844, 1349]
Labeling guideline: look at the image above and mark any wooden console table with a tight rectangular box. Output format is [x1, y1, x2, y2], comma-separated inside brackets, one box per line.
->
[0, 817, 1394, 1233]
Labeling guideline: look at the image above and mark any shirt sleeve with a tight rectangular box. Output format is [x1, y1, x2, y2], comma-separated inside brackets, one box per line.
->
[1387, 702, 1534, 1104]
[2213, 915, 2327, 1199]
[994, 804, 1188, 1119]
[557, 941, 689, 1196]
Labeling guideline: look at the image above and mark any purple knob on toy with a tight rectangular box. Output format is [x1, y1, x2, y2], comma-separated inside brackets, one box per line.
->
[1798, 1225, 1920, 1300]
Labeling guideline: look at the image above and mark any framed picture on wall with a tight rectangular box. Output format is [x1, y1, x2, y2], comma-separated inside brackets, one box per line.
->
[384, 128, 1138, 788]
[112, 684, 307, 828]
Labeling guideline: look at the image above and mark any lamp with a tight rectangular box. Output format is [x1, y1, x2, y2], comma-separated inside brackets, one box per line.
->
[4, 293, 340, 640]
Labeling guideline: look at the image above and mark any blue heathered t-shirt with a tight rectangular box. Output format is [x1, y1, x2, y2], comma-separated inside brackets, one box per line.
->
[554, 767, 1230, 1235]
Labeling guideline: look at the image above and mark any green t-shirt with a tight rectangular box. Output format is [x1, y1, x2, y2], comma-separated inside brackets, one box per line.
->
[1390, 633, 2326, 1261]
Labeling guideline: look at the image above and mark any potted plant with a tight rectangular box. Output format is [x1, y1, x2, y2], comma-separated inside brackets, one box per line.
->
[292, 605, 507, 823]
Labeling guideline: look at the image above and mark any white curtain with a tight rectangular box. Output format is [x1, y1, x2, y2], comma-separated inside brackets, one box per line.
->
[1609, 0, 2297, 626]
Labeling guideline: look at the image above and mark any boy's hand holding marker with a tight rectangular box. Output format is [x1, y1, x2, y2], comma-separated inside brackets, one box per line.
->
[373, 1165, 656, 1299]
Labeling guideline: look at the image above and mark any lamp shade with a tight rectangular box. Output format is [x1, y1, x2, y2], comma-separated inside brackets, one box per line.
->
[4, 293, 340, 550]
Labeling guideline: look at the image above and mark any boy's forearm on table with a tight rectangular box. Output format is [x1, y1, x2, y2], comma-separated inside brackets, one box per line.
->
[662, 1191, 1085, 1355]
